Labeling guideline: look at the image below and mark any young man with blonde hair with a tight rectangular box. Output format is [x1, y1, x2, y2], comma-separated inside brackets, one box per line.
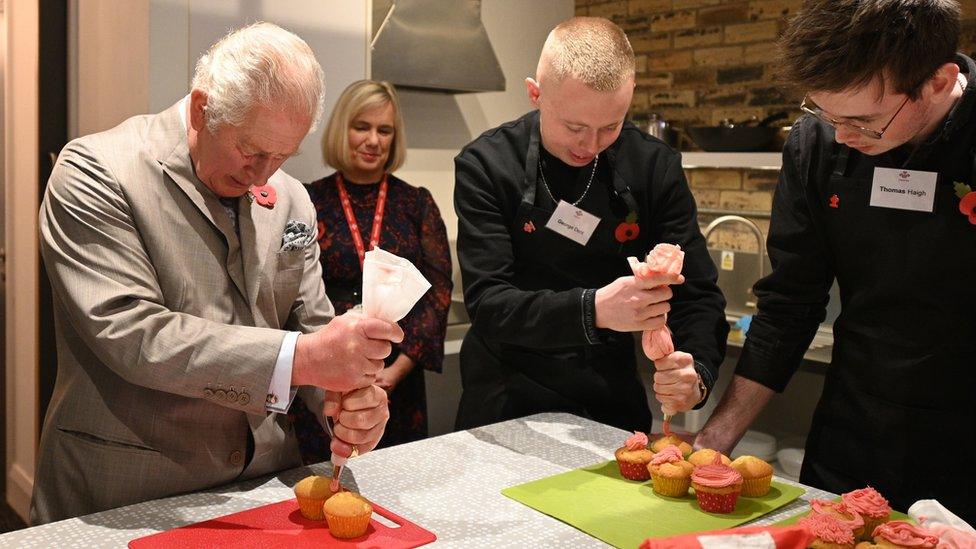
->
[696, 0, 975, 522]
[453, 17, 728, 432]
[32, 22, 400, 523]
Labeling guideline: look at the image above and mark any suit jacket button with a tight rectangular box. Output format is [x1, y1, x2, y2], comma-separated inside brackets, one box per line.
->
[229, 451, 244, 466]
[215, 389, 227, 400]
[238, 392, 250, 405]
[226, 390, 238, 402]
[204, 388, 214, 398]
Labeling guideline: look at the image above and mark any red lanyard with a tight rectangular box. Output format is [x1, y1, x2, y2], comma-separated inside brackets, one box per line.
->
[336, 173, 388, 269]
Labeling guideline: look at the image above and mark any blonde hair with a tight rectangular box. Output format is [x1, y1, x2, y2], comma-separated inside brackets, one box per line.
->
[192, 22, 325, 134]
[322, 80, 406, 174]
[539, 17, 635, 92]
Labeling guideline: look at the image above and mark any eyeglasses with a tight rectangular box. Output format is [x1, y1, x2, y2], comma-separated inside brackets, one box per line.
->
[800, 94, 911, 140]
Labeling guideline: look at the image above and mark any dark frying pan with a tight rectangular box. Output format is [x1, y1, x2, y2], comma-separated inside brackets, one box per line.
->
[687, 111, 789, 152]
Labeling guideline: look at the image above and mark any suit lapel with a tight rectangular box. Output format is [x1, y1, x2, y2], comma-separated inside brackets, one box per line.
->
[238, 195, 277, 313]
[150, 102, 248, 302]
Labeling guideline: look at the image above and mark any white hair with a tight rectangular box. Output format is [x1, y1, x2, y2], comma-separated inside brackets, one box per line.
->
[191, 22, 325, 133]
[540, 16, 635, 92]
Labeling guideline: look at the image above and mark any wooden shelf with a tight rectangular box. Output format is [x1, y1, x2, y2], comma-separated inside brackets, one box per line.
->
[680, 152, 782, 170]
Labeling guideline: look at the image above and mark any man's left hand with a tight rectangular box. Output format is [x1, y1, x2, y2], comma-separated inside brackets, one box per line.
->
[325, 385, 390, 459]
[652, 351, 702, 413]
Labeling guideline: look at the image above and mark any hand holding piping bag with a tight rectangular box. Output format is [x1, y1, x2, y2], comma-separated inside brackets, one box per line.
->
[628, 243, 685, 434]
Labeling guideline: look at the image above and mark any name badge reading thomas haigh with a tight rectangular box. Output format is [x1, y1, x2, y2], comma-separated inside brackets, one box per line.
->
[545, 200, 601, 246]
[869, 167, 937, 212]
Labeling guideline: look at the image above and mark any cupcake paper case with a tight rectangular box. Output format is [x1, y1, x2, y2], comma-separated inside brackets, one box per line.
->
[731, 455, 774, 497]
[615, 431, 654, 481]
[691, 454, 743, 513]
[647, 445, 694, 497]
[842, 487, 891, 541]
[293, 475, 338, 521]
[650, 434, 693, 458]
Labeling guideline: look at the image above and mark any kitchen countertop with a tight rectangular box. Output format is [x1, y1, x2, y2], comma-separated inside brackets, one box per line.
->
[1, 413, 832, 548]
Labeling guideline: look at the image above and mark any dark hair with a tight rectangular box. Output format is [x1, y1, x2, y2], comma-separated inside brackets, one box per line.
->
[779, 0, 960, 99]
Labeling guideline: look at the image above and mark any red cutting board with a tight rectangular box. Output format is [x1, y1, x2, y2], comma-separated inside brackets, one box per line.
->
[128, 498, 436, 548]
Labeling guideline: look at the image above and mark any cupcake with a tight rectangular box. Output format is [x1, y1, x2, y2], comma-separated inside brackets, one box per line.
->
[691, 453, 743, 513]
[798, 512, 857, 549]
[650, 434, 692, 458]
[647, 445, 694, 497]
[293, 475, 338, 520]
[810, 499, 865, 540]
[614, 431, 654, 481]
[859, 520, 939, 548]
[688, 448, 731, 468]
[842, 487, 891, 541]
[731, 455, 774, 497]
[323, 491, 373, 539]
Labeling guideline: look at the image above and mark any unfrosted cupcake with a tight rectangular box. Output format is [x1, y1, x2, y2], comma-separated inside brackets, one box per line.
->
[650, 434, 692, 458]
[688, 448, 731, 468]
[691, 453, 743, 513]
[614, 431, 653, 481]
[810, 499, 865, 540]
[842, 487, 891, 541]
[647, 445, 694, 497]
[798, 512, 857, 549]
[323, 491, 373, 539]
[293, 475, 338, 520]
[731, 455, 773, 497]
[858, 520, 939, 548]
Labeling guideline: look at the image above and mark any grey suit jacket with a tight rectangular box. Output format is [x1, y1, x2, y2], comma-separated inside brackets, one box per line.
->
[31, 101, 334, 524]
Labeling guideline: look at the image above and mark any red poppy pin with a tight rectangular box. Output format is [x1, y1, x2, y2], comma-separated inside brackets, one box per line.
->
[829, 194, 840, 208]
[248, 184, 277, 209]
[614, 212, 640, 242]
[955, 181, 976, 225]
[523, 221, 536, 233]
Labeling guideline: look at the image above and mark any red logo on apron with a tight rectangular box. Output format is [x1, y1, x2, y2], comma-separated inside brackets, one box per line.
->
[829, 194, 840, 208]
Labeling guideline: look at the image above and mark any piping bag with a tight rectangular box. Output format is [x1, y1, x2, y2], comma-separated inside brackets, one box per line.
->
[329, 247, 431, 491]
[627, 243, 684, 436]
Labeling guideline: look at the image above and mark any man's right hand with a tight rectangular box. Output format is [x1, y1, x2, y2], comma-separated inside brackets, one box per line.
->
[594, 272, 683, 332]
[292, 312, 404, 392]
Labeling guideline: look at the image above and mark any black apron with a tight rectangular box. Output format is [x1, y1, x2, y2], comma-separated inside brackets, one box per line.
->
[800, 144, 976, 521]
[455, 121, 653, 433]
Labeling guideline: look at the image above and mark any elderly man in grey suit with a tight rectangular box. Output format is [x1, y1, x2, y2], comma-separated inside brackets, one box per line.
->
[31, 22, 400, 524]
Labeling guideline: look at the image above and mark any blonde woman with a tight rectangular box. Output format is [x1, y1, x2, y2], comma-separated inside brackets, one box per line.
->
[289, 80, 452, 463]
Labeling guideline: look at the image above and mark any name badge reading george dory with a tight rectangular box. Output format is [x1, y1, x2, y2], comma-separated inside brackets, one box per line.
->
[869, 167, 937, 212]
[545, 200, 601, 246]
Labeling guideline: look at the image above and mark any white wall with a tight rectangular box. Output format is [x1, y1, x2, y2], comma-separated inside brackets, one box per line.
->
[4, 0, 40, 522]
[395, 0, 575, 241]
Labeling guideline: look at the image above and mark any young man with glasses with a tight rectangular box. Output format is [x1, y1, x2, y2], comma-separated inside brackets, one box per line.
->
[696, 0, 975, 522]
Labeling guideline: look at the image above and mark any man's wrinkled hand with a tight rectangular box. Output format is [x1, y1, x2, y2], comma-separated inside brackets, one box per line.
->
[326, 385, 389, 459]
[652, 351, 702, 413]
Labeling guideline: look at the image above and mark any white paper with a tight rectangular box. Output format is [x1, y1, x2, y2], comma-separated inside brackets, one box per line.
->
[361, 247, 431, 322]
[869, 167, 937, 212]
[545, 200, 600, 246]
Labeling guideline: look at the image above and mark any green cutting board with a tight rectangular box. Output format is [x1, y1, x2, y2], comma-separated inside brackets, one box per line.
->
[502, 460, 805, 549]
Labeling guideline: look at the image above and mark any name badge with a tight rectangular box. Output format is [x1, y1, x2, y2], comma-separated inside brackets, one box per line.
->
[869, 167, 937, 212]
[545, 200, 601, 246]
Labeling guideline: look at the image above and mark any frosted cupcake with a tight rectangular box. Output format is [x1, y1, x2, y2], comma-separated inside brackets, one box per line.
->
[798, 512, 857, 549]
[614, 431, 654, 481]
[647, 445, 694, 497]
[842, 487, 891, 541]
[650, 434, 693, 458]
[731, 455, 774, 497]
[810, 499, 865, 540]
[859, 520, 939, 548]
[691, 454, 743, 513]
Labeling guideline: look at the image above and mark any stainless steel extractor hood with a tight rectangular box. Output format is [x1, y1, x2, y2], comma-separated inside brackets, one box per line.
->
[371, 0, 506, 93]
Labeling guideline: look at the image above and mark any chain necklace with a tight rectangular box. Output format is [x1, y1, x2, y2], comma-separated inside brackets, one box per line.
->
[538, 154, 599, 207]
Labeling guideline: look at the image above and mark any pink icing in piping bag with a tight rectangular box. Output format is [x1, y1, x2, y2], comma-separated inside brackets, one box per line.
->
[628, 243, 685, 434]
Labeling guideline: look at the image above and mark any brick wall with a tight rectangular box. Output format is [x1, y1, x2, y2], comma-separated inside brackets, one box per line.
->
[575, 0, 976, 253]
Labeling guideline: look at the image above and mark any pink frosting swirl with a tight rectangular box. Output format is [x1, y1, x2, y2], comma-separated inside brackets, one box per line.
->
[873, 521, 939, 548]
[842, 487, 891, 519]
[650, 445, 683, 466]
[691, 453, 742, 488]
[645, 243, 684, 275]
[798, 513, 856, 545]
[624, 431, 649, 451]
[810, 499, 865, 530]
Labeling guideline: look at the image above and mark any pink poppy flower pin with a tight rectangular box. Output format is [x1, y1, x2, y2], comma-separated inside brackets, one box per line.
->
[248, 184, 277, 209]
[954, 182, 976, 225]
